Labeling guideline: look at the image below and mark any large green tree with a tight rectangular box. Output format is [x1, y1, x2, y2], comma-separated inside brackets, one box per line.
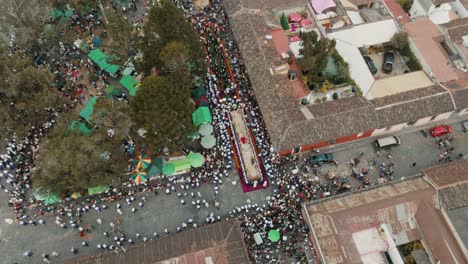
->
[128, 75, 195, 152]
[139, 0, 205, 76]
[92, 97, 132, 141]
[299, 31, 336, 85]
[160, 41, 192, 90]
[0, 0, 53, 51]
[104, 8, 136, 64]
[0, 46, 63, 142]
[34, 116, 128, 195]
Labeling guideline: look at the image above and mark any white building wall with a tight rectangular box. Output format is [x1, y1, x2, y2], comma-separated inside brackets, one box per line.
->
[414, 116, 434, 126]
[433, 111, 453, 121]
[451, 0, 468, 18]
[410, 0, 429, 18]
[428, 4, 455, 24]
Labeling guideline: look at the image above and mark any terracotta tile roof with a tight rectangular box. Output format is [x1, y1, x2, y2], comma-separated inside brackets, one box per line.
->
[422, 159, 468, 188]
[447, 25, 468, 43]
[61, 220, 250, 264]
[224, 1, 457, 153]
[423, 160, 468, 210]
[442, 78, 468, 109]
[305, 177, 467, 264]
[404, 19, 459, 82]
[371, 85, 455, 127]
[439, 183, 468, 209]
[382, 0, 410, 24]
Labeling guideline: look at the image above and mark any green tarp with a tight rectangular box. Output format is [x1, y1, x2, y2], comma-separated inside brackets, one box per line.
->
[162, 163, 175, 176]
[120, 75, 139, 96]
[51, 9, 63, 18]
[187, 152, 204, 168]
[88, 185, 109, 195]
[70, 120, 91, 135]
[192, 87, 206, 100]
[170, 158, 191, 172]
[96, 58, 110, 70]
[192, 107, 212, 127]
[79, 96, 98, 122]
[34, 190, 61, 205]
[88, 49, 106, 63]
[105, 64, 120, 75]
[147, 157, 164, 176]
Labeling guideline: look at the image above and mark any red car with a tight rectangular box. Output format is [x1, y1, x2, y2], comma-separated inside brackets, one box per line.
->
[429, 125, 452, 137]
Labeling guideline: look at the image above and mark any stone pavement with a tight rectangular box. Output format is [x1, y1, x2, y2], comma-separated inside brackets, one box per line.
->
[0, 170, 272, 263]
[2, 117, 468, 263]
[296, 117, 468, 189]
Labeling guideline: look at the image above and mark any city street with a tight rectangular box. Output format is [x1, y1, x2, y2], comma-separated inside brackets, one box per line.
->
[294, 117, 468, 190]
[1, 116, 467, 263]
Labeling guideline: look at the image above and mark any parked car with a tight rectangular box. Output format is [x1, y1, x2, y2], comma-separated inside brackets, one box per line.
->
[363, 55, 377, 75]
[374, 136, 400, 149]
[382, 51, 394, 73]
[309, 153, 334, 165]
[429, 125, 452, 137]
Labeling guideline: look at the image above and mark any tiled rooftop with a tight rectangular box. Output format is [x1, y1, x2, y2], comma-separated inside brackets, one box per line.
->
[224, 0, 462, 153]
[61, 220, 250, 264]
[304, 177, 467, 264]
[404, 19, 459, 82]
[423, 159, 468, 210]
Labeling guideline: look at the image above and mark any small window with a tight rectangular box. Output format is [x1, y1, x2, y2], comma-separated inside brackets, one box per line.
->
[407, 120, 417, 125]
[435, 4, 441, 7]
[385, 126, 392, 131]
[328, 139, 336, 145]
[430, 115, 437, 120]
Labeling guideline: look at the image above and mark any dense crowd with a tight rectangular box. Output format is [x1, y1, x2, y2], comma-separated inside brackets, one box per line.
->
[0, 0, 337, 263]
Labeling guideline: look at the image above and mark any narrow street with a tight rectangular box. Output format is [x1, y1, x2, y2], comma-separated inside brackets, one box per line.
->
[293, 117, 468, 191]
[1, 116, 467, 263]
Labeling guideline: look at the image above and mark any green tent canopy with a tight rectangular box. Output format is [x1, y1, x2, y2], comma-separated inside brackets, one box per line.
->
[79, 96, 98, 122]
[201, 134, 216, 149]
[192, 107, 212, 127]
[187, 152, 204, 168]
[162, 163, 175, 176]
[44, 193, 61, 205]
[268, 229, 281, 243]
[96, 58, 110, 70]
[34, 190, 61, 205]
[120, 75, 139, 96]
[70, 120, 91, 135]
[171, 158, 192, 172]
[198, 123, 213, 136]
[192, 87, 206, 100]
[51, 9, 64, 18]
[88, 49, 106, 63]
[88, 185, 109, 195]
[147, 157, 164, 176]
[105, 64, 120, 75]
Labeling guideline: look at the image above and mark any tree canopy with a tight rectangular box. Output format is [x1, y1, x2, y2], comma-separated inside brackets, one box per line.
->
[34, 113, 128, 195]
[104, 8, 136, 64]
[0, 46, 63, 142]
[128, 75, 195, 152]
[0, 0, 53, 51]
[298, 31, 336, 86]
[139, 0, 205, 76]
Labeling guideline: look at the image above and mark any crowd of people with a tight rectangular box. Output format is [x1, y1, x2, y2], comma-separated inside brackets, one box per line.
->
[0, 0, 367, 263]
